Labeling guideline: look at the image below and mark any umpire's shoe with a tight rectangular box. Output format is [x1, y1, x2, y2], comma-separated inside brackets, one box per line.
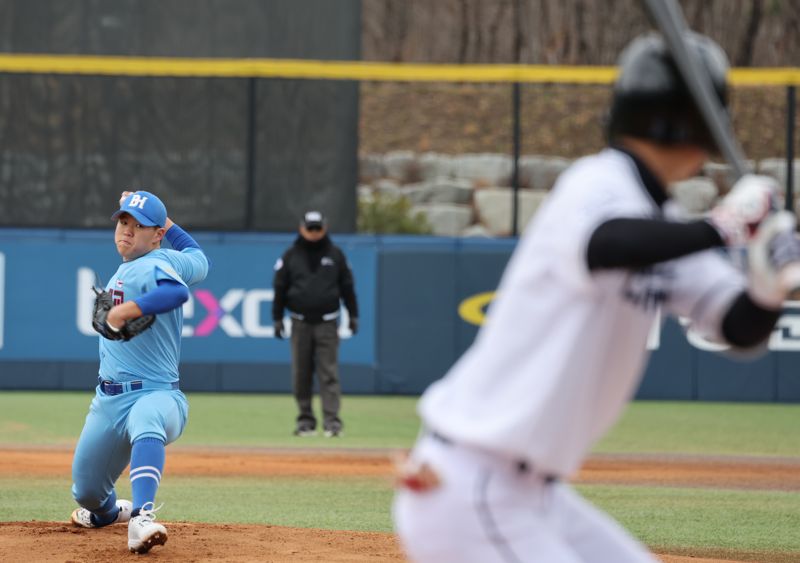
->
[71, 499, 133, 528]
[293, 423, 317, 437]
[128, 502, 168, 554]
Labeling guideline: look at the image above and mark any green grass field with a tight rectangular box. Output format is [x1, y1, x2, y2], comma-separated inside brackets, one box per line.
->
[2, 392, 798, 455]
[1, 392, 799, 557]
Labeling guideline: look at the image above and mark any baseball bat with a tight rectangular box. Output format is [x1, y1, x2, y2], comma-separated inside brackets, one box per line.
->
[641, 0, 749, 180]
[642, 0, 800, 300]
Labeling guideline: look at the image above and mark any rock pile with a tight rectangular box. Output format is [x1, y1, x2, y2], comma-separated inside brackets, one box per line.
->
[359, 151, 800, 236]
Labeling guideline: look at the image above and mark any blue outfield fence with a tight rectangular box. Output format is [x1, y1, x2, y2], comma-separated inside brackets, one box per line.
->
[1, 228, 800, 401]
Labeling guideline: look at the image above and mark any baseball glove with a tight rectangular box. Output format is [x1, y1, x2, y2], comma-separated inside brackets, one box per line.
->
[92, 287, 156, 341]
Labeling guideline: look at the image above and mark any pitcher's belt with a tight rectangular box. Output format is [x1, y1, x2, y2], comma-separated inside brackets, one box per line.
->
[99, 378, 179, 395]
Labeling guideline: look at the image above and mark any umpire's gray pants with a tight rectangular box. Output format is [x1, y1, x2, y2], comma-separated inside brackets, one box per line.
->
[290, 319, 342, 430]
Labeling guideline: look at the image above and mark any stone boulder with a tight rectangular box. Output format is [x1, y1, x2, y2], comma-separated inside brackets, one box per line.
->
[418, 152, 455, 181]
[384, 150, 419, 183]
[702, 160, 757, 195]
[358, 153, 385, 182]
[402, 179, 473, 205]
[671, 177, 719, 216]
[451, 153, 513, 186]
[759, 158, 800, 196]
[373, 179, 403, 199]
[460, 223, 494, 238]
[518, 155, 571, 190]
[474, 188, 549, 236]
[411, 203, 474, 236]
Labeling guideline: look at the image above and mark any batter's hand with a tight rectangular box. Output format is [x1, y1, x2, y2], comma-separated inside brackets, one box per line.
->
[747, 211, 800, 309]
[274, 319, 285, 339]
[707, 174, 780, 247]
[392, 451, 441, 493]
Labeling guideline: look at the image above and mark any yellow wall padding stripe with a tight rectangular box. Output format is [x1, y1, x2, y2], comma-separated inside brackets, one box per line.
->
[0, 54, 618, 82]
[728, 68, 800, 86]
[0, 54, 798, 85]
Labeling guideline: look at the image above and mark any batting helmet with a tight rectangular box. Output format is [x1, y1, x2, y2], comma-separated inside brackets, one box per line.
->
[606, 32, 730, 153]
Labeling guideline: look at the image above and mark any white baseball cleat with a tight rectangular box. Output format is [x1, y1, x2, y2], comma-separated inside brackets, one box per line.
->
[71, 499, 133, 528]
[128, 503, 168, 554]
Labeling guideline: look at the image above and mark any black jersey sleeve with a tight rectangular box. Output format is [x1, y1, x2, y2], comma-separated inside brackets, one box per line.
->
[721, 292, 782, 348]
[587, 218, 725, 271]
[337, 248, 359, 318]
[271, 250, 291, 321]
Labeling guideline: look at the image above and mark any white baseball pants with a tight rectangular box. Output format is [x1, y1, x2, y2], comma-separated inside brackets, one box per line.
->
[393, 434, 658, 563]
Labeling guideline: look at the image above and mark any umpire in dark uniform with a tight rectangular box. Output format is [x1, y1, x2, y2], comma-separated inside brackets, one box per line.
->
[272, 211, 358, 437]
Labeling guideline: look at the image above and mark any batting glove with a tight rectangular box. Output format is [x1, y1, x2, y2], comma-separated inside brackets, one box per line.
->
[274, 319, 285, 339]
[707, 174, 781, 247]
[747, 211, 800, 309]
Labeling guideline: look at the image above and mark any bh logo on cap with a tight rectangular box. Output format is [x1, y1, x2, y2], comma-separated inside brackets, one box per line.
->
[111, 190, 167, 227]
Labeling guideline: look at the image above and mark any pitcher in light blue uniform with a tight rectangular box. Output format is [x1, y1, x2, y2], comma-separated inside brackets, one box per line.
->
[70, 190, 209, 554]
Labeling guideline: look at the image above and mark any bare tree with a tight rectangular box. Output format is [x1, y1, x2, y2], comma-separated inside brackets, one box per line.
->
[362, 0, 799, 66]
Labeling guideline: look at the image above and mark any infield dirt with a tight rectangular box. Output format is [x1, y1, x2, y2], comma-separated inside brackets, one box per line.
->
[1, 447, 798, 563]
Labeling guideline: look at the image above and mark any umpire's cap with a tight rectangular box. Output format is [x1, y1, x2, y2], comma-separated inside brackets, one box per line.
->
[302, 210, 326, 229]
[111, 190, 168, 227]
[606, 31, 730, 153]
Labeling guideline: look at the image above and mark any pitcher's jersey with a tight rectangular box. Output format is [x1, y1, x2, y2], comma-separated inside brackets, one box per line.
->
[99, 247, 208, 384]
[419, 148, 746, 477]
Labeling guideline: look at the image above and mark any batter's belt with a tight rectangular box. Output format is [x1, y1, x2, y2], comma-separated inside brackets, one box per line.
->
[427, 429, 559, 483]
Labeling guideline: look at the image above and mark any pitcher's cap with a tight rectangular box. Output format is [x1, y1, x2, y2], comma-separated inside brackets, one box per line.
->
[111, 191, 167, 227]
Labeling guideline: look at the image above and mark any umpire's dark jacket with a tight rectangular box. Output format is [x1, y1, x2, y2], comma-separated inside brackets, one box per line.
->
[272, 235, 358, 324]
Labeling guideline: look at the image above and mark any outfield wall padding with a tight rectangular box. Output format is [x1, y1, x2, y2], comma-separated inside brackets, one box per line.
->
[1, 229, 799, 402]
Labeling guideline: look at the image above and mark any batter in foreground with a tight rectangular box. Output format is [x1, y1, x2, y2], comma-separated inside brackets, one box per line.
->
[393, 32, 800, 563]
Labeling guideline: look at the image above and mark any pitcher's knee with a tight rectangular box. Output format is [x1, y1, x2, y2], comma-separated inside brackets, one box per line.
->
[71, 482, 106, 510]
[130, 431, 167, 445]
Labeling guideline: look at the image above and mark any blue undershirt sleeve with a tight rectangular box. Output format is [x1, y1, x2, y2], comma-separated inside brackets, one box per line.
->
[134, 279, 190, 315]
[165, 223, 201, 251]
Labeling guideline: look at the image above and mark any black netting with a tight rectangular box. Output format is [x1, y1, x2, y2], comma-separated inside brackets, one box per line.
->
[252, 79, 358, 233]
[0, 0, 360, 232]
